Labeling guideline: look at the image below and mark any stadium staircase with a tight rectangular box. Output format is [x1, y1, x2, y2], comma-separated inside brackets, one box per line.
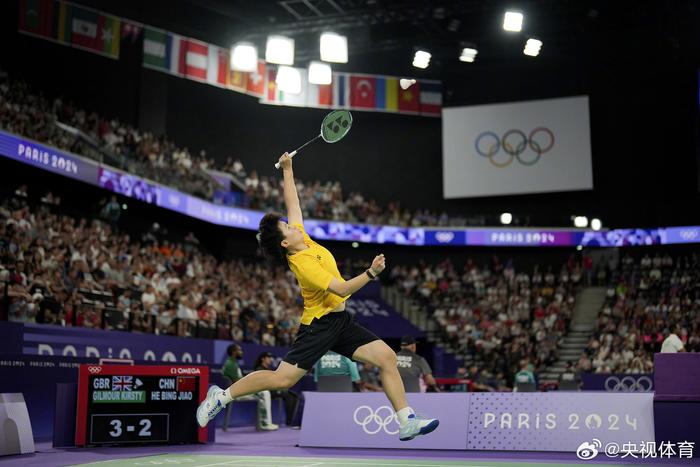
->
[539, 286, 607, 384]
[383, 285, 609, 385]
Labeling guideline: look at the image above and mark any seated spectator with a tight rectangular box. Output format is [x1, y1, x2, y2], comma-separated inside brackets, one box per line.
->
[222, 344, 278, 431]
[255, 352, 302, 427]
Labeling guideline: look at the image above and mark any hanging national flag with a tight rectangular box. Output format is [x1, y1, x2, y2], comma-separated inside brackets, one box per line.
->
[179, 38, 208, 81]
[206, 46, 229, 87]
[54, 3, 121, 58]
[18, 0, 55, 39]
[332, 73, 350, 108]
[265, 67, 277, 102]
[350, 75, 376, 109]
[229, 69, 248, 93]
[308, 82, 332, 107]
[177, 377, 196, 392]
[69, 6, 98, 49]
[143, 27, 180, 74]
[246, 60, 266, 97]
[419, 81, 442, 116]
[398, 80, 420, 113]
[374, 76, 399, 112]
[99, 14, 121, 58]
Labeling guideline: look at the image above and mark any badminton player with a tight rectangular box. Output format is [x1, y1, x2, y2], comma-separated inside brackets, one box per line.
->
[197, 152, 439, 441]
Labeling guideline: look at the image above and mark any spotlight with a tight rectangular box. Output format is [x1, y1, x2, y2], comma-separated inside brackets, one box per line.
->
[351, 242, 359, 248]
[503, 11, 523, 32]
[320, 32, 348, 63]
[231, 42, 257, 72]
[308, 61, 332, 85]
[573, 216, 588, 228]
[459, 47, 478, 63]
[412, 50, 431, 69]
[276, 66, 301, 94]
[523, 38, 542, 57]
[265, 35, 294, 65]
[399, 78, 416, 90]
[500, 213, 513, 225]
[591, 218, 602, 231]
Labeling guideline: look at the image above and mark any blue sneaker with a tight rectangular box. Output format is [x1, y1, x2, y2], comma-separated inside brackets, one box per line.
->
[196, 385, 224, 427]
[399, 414, 439, 441]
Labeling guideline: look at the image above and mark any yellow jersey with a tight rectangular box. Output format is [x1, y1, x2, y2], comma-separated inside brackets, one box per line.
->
[287, 223, 349, 324]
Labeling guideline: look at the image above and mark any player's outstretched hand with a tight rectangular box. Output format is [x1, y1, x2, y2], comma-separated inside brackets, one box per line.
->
[370, 254, 386, 276]
[278, 152, 292, 170]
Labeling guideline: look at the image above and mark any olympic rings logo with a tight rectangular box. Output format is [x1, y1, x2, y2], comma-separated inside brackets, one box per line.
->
[87, 366, 102, 374]
[435, 232, 455, 243]
[679, 229, 699, 240]
[353, 405, 400, 435]
[604, 376, 653, 392]
[475, 128, 555, 168]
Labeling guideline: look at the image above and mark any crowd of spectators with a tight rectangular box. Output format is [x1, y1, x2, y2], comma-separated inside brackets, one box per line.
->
[389, 256, 582, 388]
[3, 183, 699, 392]
[581, 252, 700, 374]
[0, 78, 219, 199]
[0, 187, 302, 346]
[0, 76, 491, 227]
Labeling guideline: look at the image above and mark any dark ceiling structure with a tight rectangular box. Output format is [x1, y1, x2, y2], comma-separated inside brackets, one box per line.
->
[73, 0, 697, 82]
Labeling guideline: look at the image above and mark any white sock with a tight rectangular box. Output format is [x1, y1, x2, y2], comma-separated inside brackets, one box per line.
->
[396, 406, 415, 425]
[216, 388, 233, 405]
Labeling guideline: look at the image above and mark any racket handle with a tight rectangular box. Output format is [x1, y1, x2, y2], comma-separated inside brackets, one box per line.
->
[274, 150, 297, 169]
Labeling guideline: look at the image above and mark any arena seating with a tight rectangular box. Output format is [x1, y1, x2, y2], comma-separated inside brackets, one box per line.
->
[0, 77, 493, 227]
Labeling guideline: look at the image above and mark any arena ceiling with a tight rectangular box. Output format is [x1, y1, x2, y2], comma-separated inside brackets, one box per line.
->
[76, 0, 699, 81]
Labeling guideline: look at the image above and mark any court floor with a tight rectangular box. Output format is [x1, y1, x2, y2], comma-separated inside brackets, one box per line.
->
[69, 453, 629, 467]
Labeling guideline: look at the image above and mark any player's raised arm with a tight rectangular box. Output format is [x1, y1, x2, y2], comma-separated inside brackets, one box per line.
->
[277, 152, 303, 226]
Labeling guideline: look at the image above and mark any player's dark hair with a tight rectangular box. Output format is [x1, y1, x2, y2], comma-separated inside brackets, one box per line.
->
[257, 212, 287, 265]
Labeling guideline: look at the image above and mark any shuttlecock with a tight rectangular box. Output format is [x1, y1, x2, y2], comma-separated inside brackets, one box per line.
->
[399, 79, 416, 90]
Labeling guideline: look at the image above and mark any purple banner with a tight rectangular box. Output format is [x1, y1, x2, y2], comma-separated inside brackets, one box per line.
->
[467, 393, 654, 452]
[580, 374, 654, 392]
[345, 298, 423, 338]
[1, 321, 214, 364]
[299, 392, 469, 449]
[304, 220, 425, 245]
[98, 167, 163, 205]
[579, 229, 665, 247]
[2, 130, 700, 248]
[0, 130, 99, 183]
[665, 226, 700, 245]
[467, 229, 580, 246]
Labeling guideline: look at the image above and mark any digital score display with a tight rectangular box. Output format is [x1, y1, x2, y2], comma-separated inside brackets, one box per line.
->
[75, 365, 209, 446]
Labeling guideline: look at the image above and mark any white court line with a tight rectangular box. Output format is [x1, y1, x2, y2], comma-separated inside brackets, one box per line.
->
[297, 463, 325, 467]
[195, 460, 254, 467]
[201, 460, 492, 467]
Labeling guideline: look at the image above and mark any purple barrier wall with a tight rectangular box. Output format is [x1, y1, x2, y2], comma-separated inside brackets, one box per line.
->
[580, 374, 654, 392]
[6, 322, 215, 363]
[467, 393, 655, 452]
[298, 392, 656, 452]
[654, 353, 700, 401]
[299, 392, 469, 450]
[653, 353, 700, 455]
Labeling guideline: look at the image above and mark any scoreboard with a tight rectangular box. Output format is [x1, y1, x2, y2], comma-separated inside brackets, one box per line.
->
[75, 364, 209, 446]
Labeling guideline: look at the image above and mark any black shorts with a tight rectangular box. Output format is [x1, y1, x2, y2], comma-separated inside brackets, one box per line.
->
[283, 311, 380, 371]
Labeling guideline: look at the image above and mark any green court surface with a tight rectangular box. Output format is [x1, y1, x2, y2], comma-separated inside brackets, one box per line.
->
[69, 453, 625, 467]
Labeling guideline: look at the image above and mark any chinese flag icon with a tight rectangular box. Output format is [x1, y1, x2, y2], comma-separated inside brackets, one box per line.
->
[177, 376, 196, 391]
